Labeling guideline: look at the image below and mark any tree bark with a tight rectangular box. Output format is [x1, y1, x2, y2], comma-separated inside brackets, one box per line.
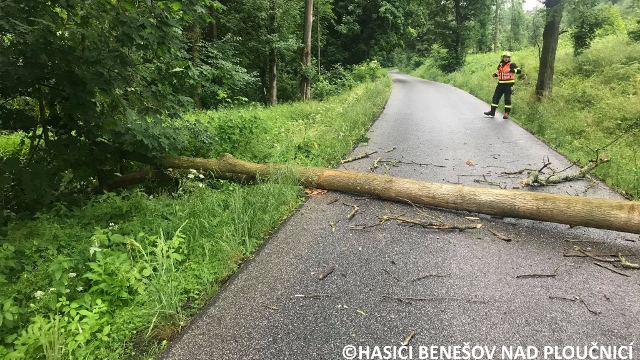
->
[535, 0, 564, 99]
[208, 4, 218, 42]
[493, 0, 500, 52]
[190, 23, 203, 109]
[159, 154, 640, 234]
[300, 0, 313, 101]
[267, 0, 278, 106]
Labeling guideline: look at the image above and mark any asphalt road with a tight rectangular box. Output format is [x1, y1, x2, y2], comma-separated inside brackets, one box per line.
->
[161, 72, 639, 360]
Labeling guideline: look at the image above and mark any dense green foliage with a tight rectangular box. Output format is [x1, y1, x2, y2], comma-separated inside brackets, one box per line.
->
[0, 74, 391, 359]
[410, 34, 640, 199]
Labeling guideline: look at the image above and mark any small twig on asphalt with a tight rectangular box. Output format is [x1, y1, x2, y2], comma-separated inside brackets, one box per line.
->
[382, 295, 487, 304]
[500, 169, 531, 175]
[563, 251, 634, 258]
[319, 265, 336, 280]
[292, 293, 331, 299]
[516, 273, 557, 279]
[385, 146, 397, 153]
[400, 199, 443, 223]
[619, 255, 640, 269]
[593, 262, 630, 277]
[382, 295, 430, 303]
[402, 332, 416, 346]
[386, 215, 481, 231]
[579, 296, 601, 315]
[575, 246, 618, 262]
[411, 273, 450, 282]
[382, 268, 401, 282]
[473, 175, 504, 188]
[327, 198, 339, 205]
[549, 295, 600, 315]
[549, 295, 578, 302]
[566, 239, 605, 243]
[370, 157, 382, 172]
[265, 305, 279, 310]
[380, 158, 446, 168]
[516, 265, 561, 279]
[343, 203, 359, 220]
[341, 151, 378, 164]
[488, 228, 512, 242]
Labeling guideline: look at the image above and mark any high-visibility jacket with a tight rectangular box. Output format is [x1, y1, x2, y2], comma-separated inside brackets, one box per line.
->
[496, 61, 521, 84]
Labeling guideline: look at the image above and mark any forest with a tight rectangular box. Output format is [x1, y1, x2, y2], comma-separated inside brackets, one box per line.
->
[1, 0, 639, 358]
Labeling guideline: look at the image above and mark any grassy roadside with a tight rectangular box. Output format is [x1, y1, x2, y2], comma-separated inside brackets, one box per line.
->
[0, 75, 392, 359]
[408, 34, 640, 199]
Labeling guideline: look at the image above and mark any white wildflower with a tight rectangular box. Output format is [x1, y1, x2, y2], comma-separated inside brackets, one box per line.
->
[49, 288, 56, 292]
[198, 174, 205, 179]
[34, 291, 45, 299]
[189, 169, 198, 174]
[187, 173, 195, 179]
[76, 287, 84, 292]
[67, 272, 76, 278]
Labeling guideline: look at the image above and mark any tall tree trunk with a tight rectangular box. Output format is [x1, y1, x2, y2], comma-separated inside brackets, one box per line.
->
[157, 154, 640, 234]
[453, 0, 464, 62]
[317, 0, 321, 74]
[190, 24, 203, 109]
[300, 0, 313, 100]
[493, 0, 500, 52]
[208, 5, 218, 42]
[267, 0, 278, 106]
[268, 48, 278, 106]
[535, 0, 564, 100]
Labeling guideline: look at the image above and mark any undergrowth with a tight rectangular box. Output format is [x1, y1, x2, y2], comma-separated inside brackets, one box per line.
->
[0, 72, 392, 359]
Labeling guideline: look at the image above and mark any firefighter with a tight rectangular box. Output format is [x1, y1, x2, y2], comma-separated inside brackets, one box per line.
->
[484, 51, 522, 119]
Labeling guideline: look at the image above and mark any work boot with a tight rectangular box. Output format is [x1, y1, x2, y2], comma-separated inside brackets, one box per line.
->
[484, 106, 497, 117]
[503, 112, 509, 119]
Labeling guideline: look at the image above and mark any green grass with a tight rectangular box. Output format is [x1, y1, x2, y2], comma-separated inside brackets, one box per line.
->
[409, 34, 640, 199]
[0, 75, 392, 359]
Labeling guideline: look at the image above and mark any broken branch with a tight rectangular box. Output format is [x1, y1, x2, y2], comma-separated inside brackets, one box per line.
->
[344, 203, 359, 220]
[411, 273, 450, 282]
[593, 262, 630, 277]
[521, 157, 609, 186]
[488, 228, 512, 242]
[619, 255, 640, 269]
[575, 247, 618, 262]
[341, 151, 378, 164]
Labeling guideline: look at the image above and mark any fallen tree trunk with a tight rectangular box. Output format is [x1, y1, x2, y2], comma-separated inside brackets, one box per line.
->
[160, 154, 640, 234]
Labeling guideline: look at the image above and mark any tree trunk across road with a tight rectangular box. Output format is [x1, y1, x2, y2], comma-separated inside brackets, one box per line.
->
[160, 72, 639, 360]
[162, 154, 640, 234]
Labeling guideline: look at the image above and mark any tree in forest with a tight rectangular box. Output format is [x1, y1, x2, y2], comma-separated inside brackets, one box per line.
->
[301, 0, 314, 100]
[0, 0, 210, 211]
[527, 7, 546, 59]
[508, 0, 526, 50]
[535, 0, 565, 99]
[324, 0, 407, 66]
[567, 0, 605, 55]
[217, 0, 301, 106]
[493, 0, 503, 52]
[425, 0, 491, 72]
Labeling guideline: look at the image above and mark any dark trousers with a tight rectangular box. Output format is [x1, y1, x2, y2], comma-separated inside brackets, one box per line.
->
[490, 83, 513, 113]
